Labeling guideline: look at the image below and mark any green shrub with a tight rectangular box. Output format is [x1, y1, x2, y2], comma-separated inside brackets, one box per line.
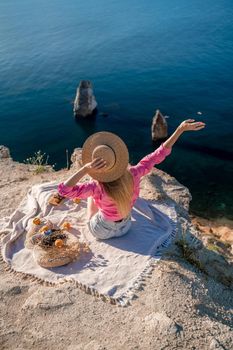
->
[24, 150, 55, 174]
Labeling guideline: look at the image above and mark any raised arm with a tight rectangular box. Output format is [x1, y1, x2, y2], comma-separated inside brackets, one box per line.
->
[62, 157, 106, 187]
[129, 143, 172, 178]
[57, 157, 106, 199]
[163, 118, 205, 149]
[130, 118, 205, 178]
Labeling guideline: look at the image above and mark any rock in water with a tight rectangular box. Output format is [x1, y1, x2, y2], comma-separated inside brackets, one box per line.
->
[73, 80, 98, 118]
[151, 109, 168, 141]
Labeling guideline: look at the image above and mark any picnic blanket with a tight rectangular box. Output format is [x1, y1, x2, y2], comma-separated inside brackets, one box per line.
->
[0, 181, 178, 306]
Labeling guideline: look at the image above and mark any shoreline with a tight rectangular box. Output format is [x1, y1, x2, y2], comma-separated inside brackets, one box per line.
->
[189, 208, 233, 222]
[190, 213, 233, 246]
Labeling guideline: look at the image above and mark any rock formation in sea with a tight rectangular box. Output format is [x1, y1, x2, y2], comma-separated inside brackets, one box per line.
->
[73, 80, 98, 118]
[151, 110, 168, 141]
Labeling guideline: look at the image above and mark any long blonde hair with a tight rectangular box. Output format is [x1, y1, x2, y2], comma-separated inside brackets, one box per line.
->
[101, 169, 134, 217]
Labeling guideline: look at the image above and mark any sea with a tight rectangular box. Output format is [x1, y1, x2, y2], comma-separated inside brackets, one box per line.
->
[0, 0, 233, 219]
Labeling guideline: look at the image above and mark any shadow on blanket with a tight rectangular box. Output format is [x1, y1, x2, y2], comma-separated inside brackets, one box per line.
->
[84, 201, 176, 255]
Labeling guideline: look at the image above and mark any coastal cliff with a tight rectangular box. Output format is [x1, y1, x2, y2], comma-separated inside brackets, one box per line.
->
[0, 150, 232, 350]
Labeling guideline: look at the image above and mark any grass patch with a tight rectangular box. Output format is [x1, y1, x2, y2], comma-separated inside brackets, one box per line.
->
[24, 150, 55, 174]
[207, 243, 221, 253]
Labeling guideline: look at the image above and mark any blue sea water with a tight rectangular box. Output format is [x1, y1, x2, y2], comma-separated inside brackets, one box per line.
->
[0, 0, 233, 218]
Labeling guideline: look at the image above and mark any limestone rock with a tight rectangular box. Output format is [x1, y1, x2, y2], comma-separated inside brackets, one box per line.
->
[144, 312, 182, 335]
[195, 248, 233, 288]
[151, 110, 168, 141]
[73, 80, 97, 118]
[140, 168, 192, 217]
[0, 145, 10, 159]
[70, 148, 83, 169]
[209, 338, 225, 349]
[22, 287, 73, 310]
[139, 167, 233, 289]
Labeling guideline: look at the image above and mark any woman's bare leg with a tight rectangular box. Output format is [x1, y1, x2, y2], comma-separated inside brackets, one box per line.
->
[87, 197, 98, 220]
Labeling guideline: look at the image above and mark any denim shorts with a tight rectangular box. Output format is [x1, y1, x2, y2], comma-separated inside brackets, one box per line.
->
[87, 212, 132, 240]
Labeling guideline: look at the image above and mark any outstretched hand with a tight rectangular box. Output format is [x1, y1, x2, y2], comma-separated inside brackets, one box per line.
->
[178, 119, 206, 132]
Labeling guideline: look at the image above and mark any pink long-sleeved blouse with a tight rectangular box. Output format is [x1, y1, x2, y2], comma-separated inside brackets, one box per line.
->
[58, 143, 172, 221]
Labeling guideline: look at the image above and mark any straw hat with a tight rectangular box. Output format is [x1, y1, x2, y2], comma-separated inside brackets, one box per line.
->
[82, 131, 129, 182]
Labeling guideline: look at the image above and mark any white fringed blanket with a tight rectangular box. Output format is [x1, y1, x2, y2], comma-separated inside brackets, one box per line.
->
[0, 182, 178, 306]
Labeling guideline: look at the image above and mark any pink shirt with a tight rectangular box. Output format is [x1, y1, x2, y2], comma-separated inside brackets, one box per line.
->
[58, 143, 172, 221]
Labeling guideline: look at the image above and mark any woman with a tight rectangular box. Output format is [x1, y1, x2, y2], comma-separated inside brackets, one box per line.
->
[58, 119, 205, 240]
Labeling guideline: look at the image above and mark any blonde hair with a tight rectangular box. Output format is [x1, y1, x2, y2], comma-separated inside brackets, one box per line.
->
[101, 169, 134, 218]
